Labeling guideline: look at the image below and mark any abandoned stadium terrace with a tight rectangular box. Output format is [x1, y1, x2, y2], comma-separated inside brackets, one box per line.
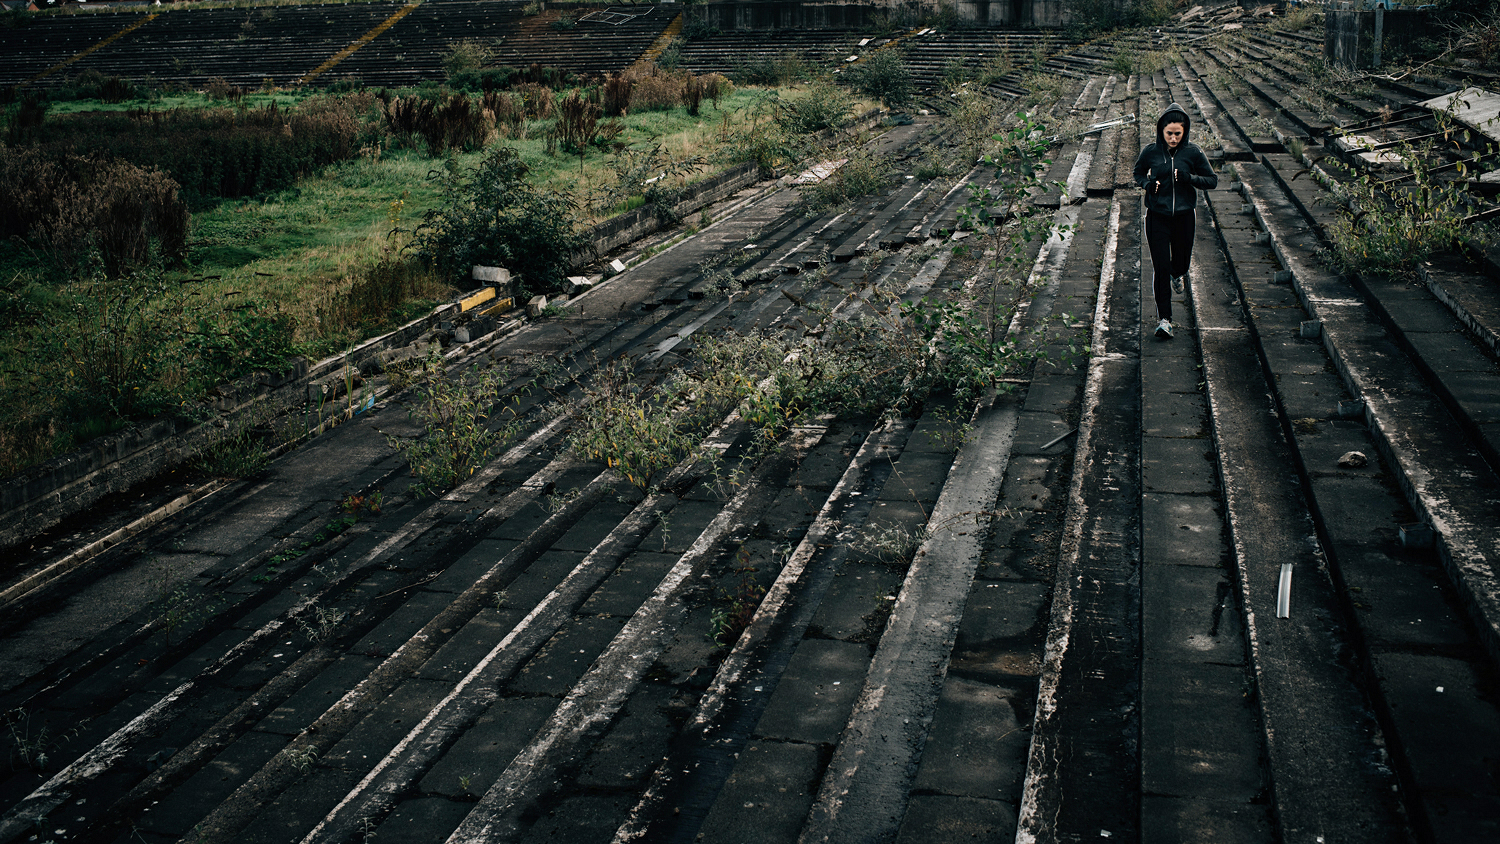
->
[2, 1, 1500, 842]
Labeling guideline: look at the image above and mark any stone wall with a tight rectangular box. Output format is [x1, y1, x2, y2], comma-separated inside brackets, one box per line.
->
[1326, 7, 1434, 70]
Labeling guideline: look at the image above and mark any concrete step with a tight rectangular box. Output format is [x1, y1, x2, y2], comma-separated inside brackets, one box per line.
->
[1232, 159, 1500, 675]
[1206, 166, 1500, 844]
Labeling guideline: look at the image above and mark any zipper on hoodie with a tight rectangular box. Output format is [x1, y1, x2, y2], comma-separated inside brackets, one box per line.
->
[1169, 150, 1177, 216]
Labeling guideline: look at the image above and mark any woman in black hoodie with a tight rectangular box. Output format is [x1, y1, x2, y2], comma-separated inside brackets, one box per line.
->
[1133, 102, 1217, 339]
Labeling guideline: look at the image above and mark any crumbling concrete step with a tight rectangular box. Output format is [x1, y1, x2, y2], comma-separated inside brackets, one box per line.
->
[1207, 172, 1500, 844]
[1195, 183, 1408, 844]
[1236, 161, 1500, 673]
[1208, 44, 1334, 137]
[1420, 257, 1500, 360]
[1173, 57, 1254, 160]
[1184, 49, 1294, 151]
[1017, 192, 1144, 843]
[1259, 151, 1500, 475]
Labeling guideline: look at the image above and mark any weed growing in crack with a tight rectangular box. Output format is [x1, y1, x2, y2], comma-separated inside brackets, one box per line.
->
[296, 601, 348, 645]
[653, 509, 673, 551]
[565, 361, 702, 495]
[192, 417, 272, 479]
[923, 405, 976, 452]
[853, 524, 930, 564]
[708, 552, 767, 648]
[148, 557, 220, 647]
[341, 491, 383, 518]
[386, 353, 521, 496]
[543, 486, 584, 514]
[800, 144, 896, 215]
[280, 744, 318, 774]
[4, 708, 84, 772]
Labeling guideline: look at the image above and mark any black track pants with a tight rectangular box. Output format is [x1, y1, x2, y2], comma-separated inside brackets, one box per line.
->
[1145, 209, 1195, 322]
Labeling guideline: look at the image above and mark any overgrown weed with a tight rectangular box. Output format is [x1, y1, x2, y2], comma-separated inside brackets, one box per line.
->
[1323, 116, 1495, 279]
[386, 354, 521, 496]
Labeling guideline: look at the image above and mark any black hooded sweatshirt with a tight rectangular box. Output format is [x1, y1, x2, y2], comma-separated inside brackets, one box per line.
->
[1133, 102, 1217, 216]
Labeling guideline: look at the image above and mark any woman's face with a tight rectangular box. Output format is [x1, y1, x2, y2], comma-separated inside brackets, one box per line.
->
[1163, 122, 1185, 149]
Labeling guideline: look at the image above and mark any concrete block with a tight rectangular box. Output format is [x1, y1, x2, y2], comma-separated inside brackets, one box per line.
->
[375, 345, 421, 373]
[526, 295, 547, 318]
[698, 742, 820, 844]
[467, 316, 496, 341]
[1399, 522, 1434, 549]
[896, 796, 1016, 843]
[471, 265, 510, 285]
[567, 275, 595, 296]
[756, 638, 869, 743]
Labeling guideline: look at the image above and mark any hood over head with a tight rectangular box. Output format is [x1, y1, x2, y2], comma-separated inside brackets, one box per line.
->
[1156, 102, 1192, 148]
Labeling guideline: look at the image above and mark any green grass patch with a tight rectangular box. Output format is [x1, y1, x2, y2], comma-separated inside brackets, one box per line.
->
[0, 77, 876, 478]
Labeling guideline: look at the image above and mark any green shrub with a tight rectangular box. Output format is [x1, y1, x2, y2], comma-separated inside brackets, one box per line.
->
[3, 95, 48, 141]
[19, 270, 197, 427]
[681, 15, 720, 41]
[447, 66, 521, 93]
[186, 301, 298, 380]
[848, 49, 913, 109]
[777, 80, 853, 134]
[388, 355, 519, 495]
[800, 145, 894, 213]
[566, 362, 697, 494]
[444, 38, 493, 77]
[1324, 137, 1487, 278]
[731, 53, 814, 86]
[48, 70, 138, 104]
[409, 146, 587, 297]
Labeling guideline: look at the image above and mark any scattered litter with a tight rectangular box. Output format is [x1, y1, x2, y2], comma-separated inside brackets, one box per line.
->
[1276, 563, 1293, 618]
[1041, 426, 1079, 451]
[1399, 522, 1434, 549]
[1437, 686, 1445, 693]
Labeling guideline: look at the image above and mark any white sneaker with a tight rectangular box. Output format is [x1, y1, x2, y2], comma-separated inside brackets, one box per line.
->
[1171, 274, 1185, 295]
[1155, 319, 1174, 340]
